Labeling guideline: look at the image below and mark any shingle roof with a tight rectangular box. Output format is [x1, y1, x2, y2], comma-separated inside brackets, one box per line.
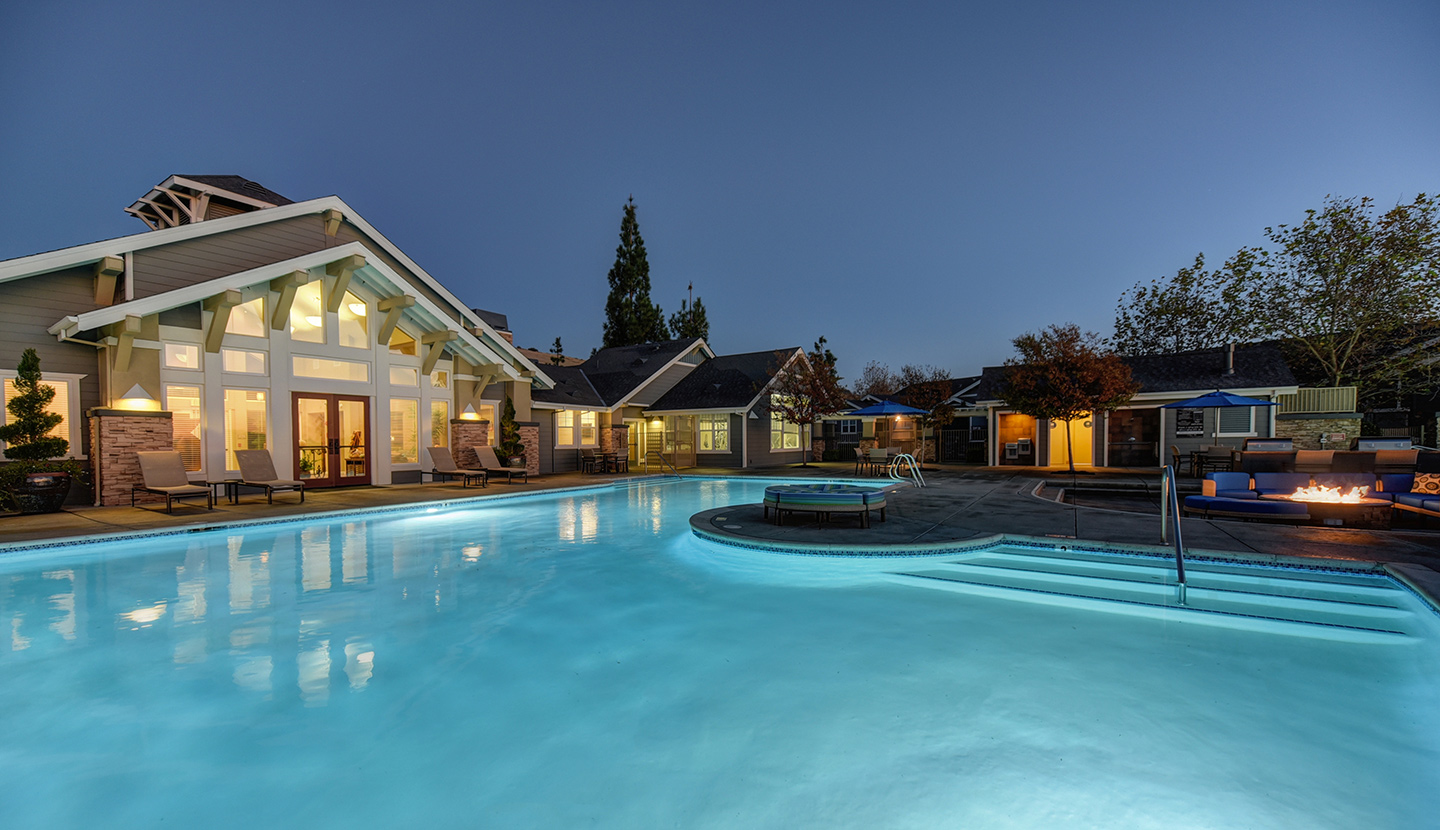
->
[972, 343, 1297, 402]
[532, 338, 703, 407]
[180, 175, 294, 206]
[646, 348, 801, 412]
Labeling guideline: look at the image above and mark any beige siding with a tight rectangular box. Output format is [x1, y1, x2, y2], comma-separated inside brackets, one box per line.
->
[130, 214, 327, 297]
[0, 267, 105, 453]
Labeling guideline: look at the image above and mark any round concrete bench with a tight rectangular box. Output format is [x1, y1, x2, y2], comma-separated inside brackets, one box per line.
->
[1183, 495, 1310, 523]
[763, 484, 887, 528]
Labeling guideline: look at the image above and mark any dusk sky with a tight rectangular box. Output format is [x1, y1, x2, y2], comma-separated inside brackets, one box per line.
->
[2, 1, 1437, 383]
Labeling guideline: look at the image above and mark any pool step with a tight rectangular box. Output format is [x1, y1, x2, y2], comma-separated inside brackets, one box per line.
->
[887, 552, 1420, 643]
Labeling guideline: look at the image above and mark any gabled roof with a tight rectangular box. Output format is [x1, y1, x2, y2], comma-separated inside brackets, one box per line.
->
[45, 242, 533, 382]
[972, 343, 1298, 403]
[646, 348, 802, 412]
[532, 338, 711, 408]
[0, 193, 551, 388]
[529, 365, 605, 408]
[175, 175, 294, 206]
[892, 375, 982, 405]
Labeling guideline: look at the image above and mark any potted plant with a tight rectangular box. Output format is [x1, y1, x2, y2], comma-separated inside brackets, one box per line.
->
[497, 396, 525, 467]
[0, 349, 87, 514]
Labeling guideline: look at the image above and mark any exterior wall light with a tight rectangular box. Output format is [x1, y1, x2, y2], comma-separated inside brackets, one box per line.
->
[115, 384, 161, 412]
[460, 404, 481, 421]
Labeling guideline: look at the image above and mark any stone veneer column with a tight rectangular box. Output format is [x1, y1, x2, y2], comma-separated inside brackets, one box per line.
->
[87, 408, 174, 507]
[517, 422, 540, 477]
[811, 438, 826, 462]
[600, 423, 629, 455]
[449, 419, 490, 468]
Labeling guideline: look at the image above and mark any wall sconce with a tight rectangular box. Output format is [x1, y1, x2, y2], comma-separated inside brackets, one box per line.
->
[304, 315, 323, 327]
[460, 404, 480, 421]
[347, 303, 367, 317]
[116, 384, 160, 412]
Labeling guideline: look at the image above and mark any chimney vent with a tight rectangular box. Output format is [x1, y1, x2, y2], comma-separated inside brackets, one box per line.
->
[1224, 344, 1236, 376]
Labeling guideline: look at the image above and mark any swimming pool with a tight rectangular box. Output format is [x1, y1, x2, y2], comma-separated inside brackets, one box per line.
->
[1, 477, 1437, 828]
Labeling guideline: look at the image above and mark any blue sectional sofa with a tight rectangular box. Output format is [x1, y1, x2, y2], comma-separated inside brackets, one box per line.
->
[1183, 495, 1310, 522]
[1251, 472, 1314, 497]
[1201, 472, 1258, 499]
[1374, 473, 1440, 520]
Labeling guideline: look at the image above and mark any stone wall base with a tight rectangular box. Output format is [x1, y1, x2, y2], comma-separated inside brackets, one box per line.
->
[518, 423, 540, 477]
[449, 419, 490, 468]
[88, 408, 175, 507]
[1275, 415, 1363, 451]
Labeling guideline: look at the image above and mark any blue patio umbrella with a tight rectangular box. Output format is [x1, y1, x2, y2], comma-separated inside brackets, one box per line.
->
[847, 400, 928, 416]
[1161, 390, 1278, 443]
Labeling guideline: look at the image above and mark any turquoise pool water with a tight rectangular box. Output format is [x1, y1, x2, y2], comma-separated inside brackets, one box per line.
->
[1, 477, 1438, 828]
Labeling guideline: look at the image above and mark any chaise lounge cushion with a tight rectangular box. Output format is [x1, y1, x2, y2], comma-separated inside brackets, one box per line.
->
[1202, 472, 1257, 499]
[1394, 493, 1440, 512]
[1183, 495, 1309, 518]
[1251, 472, 1312, 497]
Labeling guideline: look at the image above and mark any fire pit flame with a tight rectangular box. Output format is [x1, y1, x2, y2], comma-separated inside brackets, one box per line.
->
[1288, 484, 1369, 504]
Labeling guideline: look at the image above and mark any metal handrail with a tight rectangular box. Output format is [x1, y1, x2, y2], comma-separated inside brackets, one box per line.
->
[1159, 465, 1188, 605]
[888, 453, 925, 488]
[643, 450, 680, 478]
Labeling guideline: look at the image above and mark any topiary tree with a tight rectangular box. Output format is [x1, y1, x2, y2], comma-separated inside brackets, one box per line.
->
[497, 395, 524, 461]
[0, 349, 68, 461]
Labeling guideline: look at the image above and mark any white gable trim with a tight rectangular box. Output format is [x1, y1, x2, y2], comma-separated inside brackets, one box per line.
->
[47, 242, 527, 381]
[0, 194, 551, 388]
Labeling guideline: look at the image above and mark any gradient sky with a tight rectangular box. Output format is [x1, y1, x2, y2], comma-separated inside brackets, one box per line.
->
[2, 1, 1437, 383]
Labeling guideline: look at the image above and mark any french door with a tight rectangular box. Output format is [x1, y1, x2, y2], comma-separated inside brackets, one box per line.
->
[292, 393, 371, 487]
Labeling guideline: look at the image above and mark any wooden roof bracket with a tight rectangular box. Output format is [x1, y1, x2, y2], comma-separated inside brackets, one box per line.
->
[420, 330, 459, 375]
[203, 289, 244, 353]
[325, 254, 366, 312]
[375, 294, 415, 346]
[113, 315, 142, 373]
[93, 255, 124, 306]
[268, 270, 310, 330]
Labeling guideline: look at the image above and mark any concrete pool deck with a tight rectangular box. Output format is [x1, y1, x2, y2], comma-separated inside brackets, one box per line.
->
[2, 464, 1438, 593]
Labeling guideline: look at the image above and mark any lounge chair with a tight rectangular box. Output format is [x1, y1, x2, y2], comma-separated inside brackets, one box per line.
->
[133, 451, 213, 512]
[474, 446, 529, 483]
[426, 446, 487, 487]
[235, 449, 306, 504]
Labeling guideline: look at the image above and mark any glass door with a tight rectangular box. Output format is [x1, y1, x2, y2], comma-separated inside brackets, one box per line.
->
[292, 393, 371, 487]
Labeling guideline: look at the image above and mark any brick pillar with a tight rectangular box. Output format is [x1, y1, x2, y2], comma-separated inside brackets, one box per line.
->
[517, 422, 540, 477]
[88, 408, 174, 507]
[450, 419, 490, 468]
[600, 423, 629, 455]
[811, 438, 826, 461]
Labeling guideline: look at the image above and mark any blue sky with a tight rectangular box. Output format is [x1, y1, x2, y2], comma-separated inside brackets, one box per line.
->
[2, 1, 1436, 382]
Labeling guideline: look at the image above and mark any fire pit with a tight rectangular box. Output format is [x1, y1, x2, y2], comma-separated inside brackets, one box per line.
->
[1260, 485, 1393, 530]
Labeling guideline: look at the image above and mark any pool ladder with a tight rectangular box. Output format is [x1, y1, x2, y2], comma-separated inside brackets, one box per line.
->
[643, 450, 681, 478]
[888, 453, 925, 488]
[1159, 464, 1188, 605]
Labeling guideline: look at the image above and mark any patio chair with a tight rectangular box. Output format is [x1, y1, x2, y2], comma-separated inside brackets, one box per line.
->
[580, 448, 600, 474]
[426, 446, 487, 487]
[235, 449, 306, 504]
[474, 445, 529, 484]
[853, 447, 868, 476]
[1169, 445, 1192, 476]
[133, 451, 213, 513]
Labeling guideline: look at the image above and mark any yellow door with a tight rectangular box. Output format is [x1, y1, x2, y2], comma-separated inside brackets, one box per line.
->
[1050, 414, 1094, 467]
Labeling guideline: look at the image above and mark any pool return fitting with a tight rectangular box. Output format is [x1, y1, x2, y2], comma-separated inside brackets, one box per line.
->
[1159, 465, 1189, 605]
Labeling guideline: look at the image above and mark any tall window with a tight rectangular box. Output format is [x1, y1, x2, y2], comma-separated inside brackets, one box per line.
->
[338, 291, 367, 348]
[698, 413, 729, 451]
[2, 375, 75, 457]
[289, 282, 324, 344]
[223, 389, 267, 470]
[579, 411, 597, 445]
[478, 403, 496, 445]
[388, 328, 417, 356]
[390, 399, 419, 464]
[556, 410, 574, 446]
[770, 396, 801, 450]
[225, 298, 266, 337]
[165, 385, 203, 472]
[430, 401, 449, 448]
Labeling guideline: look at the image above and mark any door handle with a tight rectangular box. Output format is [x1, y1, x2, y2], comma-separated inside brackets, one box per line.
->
[329, 438, 340, 455]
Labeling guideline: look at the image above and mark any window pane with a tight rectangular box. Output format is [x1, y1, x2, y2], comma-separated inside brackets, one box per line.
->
[389, 366, 418, 386]
[165, 385, 203, 472]
[390, 399, 419, 464]
[289, 282, 324, 344]
[556, 410, 574, 446]
[225, 298, 265, 337]
[222, 349, 266, 374]
[3, 378, 69, 449]
[163, 343, 200, 369]
[1219, 407, 1252, 434]
[430, 401, 449, 448]
[580, 411, 597, 445]
[388, 328, 417, 356]
[478, 404, 496, 445]
[223, 389, 267, 470]
[431, 370, 449, 389]
[293, 356, 368, 382]
[338, 291, 367, 349]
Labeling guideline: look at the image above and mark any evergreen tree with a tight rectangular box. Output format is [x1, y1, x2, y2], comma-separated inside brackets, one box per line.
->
[497, 396, 523, 460]
[668, 296, 709, 341]
[0, 349, 68, 461]
[602, 197, 668, 347]
[551, 337, 564, 365]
